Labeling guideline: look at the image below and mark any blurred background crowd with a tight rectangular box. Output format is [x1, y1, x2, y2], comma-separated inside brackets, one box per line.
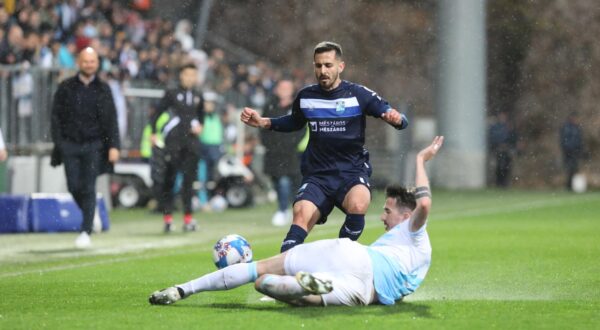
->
[0, 0, 597, 199]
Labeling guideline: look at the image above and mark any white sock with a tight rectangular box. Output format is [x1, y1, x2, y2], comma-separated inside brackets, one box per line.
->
[256, 274, 307, 300]
[177, 262, 258, 297]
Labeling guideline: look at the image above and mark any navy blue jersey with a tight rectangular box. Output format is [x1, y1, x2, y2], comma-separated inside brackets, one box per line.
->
[270, 80, 397, 176]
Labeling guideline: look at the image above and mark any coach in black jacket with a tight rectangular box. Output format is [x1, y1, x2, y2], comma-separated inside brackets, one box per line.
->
[50, 47, 120, 248]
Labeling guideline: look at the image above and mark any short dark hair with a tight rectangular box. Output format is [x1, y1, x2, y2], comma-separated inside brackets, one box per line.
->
[179, 63, 197, 73]
[385, 184, 417, 211]
[314, 41, 343, 59]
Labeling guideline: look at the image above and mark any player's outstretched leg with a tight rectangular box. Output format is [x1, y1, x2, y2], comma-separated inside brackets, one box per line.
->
[149, 262, 259, 305]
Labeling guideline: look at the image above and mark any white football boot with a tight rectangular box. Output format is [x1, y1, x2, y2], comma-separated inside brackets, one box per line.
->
[295, 272, 333, 295]
[148, 287, 182, 305]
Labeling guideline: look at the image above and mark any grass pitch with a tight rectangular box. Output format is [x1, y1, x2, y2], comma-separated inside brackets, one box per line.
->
[1, 190, 599, 329]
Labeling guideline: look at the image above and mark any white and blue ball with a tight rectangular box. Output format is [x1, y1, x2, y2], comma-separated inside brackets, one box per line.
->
[212, 234, 253, 269]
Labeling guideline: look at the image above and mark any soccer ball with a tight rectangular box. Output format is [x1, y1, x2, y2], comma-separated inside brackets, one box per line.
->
[212, 234, 253, 269]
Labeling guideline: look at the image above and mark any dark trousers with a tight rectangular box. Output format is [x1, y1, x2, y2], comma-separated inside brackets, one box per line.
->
[200, 143, 222, 184]
[495, 151, 512, 188]
[61, 141, 102, 234]
[160, 138, 200, 215]
[272, 175, 292, 212]
[563, 152, 579, 190]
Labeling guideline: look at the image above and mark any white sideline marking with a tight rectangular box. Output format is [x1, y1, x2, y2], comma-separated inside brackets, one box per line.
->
[1, 194, 596, 279]
[0, 235, 282, 279]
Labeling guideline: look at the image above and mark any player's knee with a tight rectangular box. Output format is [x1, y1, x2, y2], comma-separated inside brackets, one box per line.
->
[345, 199, 369, 214]
[254, 275, 267, 291]
[254, 274, 275, 295]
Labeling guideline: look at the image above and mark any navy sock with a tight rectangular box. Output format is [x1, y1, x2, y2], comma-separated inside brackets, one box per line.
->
[339, 214, 365, 241]
[280, 224, 308, 252]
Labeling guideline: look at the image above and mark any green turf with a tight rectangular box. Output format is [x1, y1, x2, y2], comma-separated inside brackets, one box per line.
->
[1, 190, 599, 329]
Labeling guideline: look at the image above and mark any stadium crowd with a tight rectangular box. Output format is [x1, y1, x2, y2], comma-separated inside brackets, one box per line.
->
[0, 0, 311, 114]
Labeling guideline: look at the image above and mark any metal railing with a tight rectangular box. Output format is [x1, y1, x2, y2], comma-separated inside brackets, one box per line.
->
[0, 65, 162, 155]
[0, 65, 69, 151]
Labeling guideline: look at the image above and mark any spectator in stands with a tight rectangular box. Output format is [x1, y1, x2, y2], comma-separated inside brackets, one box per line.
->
[0, 6, 11, 29]
[198, 91, 224, 209]
[21, 29, 40, 63]
[260, 79, 303, 226]
[560, 112, 584, 190]
[37, 29, 54, 67]
[56, 39, 76, 69]
[35, 0, 57, 30]
[0, 24, 24, 64]
[174, 19, 194, 52]
[50, 47, 120, 248]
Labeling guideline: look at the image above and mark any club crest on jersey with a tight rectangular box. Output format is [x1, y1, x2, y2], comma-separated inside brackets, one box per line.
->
[335, 100, 346, 113]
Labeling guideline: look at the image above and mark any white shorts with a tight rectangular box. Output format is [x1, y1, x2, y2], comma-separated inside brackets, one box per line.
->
[284, 238, 375, 306]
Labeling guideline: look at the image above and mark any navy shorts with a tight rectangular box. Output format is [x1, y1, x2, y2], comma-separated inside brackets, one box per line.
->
[294, 169, 372, 225]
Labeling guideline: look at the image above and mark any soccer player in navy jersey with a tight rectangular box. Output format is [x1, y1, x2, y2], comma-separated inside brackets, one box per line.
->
[241, 41, 408, 252]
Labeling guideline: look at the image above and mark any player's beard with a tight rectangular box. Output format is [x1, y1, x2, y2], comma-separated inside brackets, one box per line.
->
[317, 71, 340, 91]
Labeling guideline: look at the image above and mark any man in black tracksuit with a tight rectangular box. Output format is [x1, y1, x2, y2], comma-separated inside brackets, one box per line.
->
[151, 63, 204, 232]
[51, 47, 120, 248]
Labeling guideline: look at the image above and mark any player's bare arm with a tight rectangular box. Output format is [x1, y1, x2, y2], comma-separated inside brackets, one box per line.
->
[410, 136, 444, 232]
[241, 107, 271, 129]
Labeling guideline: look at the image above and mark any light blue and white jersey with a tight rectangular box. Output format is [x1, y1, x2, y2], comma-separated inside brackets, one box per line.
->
[367, 220, 431, 305]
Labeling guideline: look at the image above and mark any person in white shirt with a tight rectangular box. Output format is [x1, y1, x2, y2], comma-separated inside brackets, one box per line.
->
[149, 136, 444, 306]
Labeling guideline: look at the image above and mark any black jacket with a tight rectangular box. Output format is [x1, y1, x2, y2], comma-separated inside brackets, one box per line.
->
[50, 74, 121, 174]
[151, 86, 204, 144]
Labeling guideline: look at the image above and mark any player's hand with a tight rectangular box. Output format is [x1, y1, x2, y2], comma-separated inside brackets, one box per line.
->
[150, 134, 157, 146]
[417, 136, 444, 162]
[108, 148, 120, 163]
[381, 108, 403, 126]
[0, 149, 7, 162]
[240, 107, 263, 128]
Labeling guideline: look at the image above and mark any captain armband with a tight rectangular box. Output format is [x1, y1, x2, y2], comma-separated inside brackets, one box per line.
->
[414, 186, 431, 199]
